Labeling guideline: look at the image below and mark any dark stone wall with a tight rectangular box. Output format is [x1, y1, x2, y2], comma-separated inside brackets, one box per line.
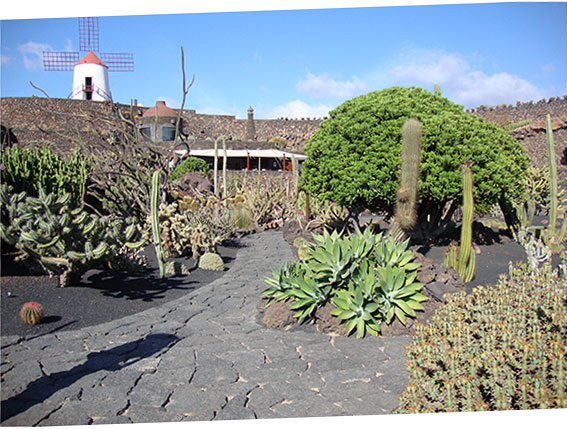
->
[472, 96, 567, 173]
[2, 95, 567, 173]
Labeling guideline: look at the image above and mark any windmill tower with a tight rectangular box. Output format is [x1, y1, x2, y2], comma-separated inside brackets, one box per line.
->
[43, 17, 134, 102]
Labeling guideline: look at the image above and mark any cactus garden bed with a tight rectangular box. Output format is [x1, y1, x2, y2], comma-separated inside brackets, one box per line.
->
[0, 242, 238, 338]
[259, 217, 529, 338]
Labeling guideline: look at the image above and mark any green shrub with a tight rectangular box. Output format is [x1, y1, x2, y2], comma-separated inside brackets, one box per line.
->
[394, 262, 567, 413]
[1, 145, 89, 208]
[299, 86, 529, 235]
[263, 227, 426, 338]
[170, 156, 210, 181]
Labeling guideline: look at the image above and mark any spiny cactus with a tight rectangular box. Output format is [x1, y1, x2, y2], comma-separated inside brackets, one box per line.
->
[444, 161, 476, 282]
[198, 252, 224, 271]
[213, 136, 220, 197]
[1, 185, 145, 286]
[151, 170, 167, 278]
[390, 118, 423, 241]
[20, 302, 44, 325]
[434, 84, 442, 96]
[222, 137, 228, 204]
[395, 262, 567, 413]
[1, 145, 89, 208]
[542, 114, 567, 253]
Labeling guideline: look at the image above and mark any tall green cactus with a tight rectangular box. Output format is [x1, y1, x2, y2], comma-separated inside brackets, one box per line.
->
[213, 137, 219, 197]
[291, 154, 299, 198]
[434, 84, 442, 96]
[151, 170, 167, 278]
[542, 114, 567, 252]
[222, 137, 228, 204]
[390, 118, 423, 241]
[444, 161, 476, 282]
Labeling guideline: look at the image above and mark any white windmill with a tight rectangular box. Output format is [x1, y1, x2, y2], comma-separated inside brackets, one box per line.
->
[43, 17, 134, 101]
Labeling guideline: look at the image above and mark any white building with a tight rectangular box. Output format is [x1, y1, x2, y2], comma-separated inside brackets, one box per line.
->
[71, 51, 112, 101]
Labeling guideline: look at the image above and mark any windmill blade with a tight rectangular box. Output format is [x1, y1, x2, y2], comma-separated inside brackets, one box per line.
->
[79, 17, 100, 52]
[43, 51, 80, 71]
[100, 53, 134, 72]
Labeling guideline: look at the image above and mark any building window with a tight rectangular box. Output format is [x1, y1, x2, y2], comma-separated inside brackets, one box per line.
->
[140, 127, 152, 142]
[162, 126, 176, 141]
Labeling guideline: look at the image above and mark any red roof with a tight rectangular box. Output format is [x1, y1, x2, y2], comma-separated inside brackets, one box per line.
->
[142, 100, 178, 118]
[76, 51, 107, 67]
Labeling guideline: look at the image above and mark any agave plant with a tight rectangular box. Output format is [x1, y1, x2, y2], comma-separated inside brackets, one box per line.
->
[263, 261, 302, 306]
[375, 265, 427, 325]
[374, 235, 421, 270]
[331, 261, 382, 338]
[288, 272, 332, 322]
[306, 234, 354, 287]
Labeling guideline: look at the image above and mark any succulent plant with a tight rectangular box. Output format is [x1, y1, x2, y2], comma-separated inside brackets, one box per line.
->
[1, 185, 146, 287]
[263, 226, 425, 337]
[395, 261, 567, 413]
[20, 302, 44, 325]
[151, 170, 167, 278]
[444, 161, 476, 282]
[390, 118, 423, 241]
[198, 252, 224, 271]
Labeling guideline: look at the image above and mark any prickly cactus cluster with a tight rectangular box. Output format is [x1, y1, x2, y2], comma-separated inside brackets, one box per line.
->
[395, 263, 567, 413]
[1, 185, 146, 287]
[146, 196, 234, 260]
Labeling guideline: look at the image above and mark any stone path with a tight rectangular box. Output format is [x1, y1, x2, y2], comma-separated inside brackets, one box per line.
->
[1, 230, 410, 426]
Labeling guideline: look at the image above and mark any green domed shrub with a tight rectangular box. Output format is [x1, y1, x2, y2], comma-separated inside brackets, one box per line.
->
[299, 86, 529, 235]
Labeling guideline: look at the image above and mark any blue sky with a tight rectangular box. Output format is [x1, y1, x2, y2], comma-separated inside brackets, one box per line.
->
[1, 1, 566, 119]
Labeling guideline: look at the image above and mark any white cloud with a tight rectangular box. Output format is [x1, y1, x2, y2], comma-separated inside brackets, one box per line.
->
[296, 72, 368, 98]
[541, 63, 556, 73]
[1, 54, 12, 66]
[18, 41, 53, 70]
[268, 100, 332, 119]
[153, 96, 181, 109]
[388, 49, 544, 107]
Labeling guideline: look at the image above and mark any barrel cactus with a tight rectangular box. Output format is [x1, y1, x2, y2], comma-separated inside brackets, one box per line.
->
[20, 302, 44, 325]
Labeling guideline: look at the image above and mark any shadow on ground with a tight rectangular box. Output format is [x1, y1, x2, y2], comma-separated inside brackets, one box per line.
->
[1, 333, 179, 423]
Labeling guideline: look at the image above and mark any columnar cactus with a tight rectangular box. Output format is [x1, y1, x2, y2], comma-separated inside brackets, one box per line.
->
[434, 83, 442, 96]
[213, 137, 219, 197]
[543, 114, 567, 252]
[151, 170, 167, 278]
[390, 118, 423, 241]
[223, 137, 228, 204]
[291, 154, 299, 198]
[20, 302, 44, 325]
[444, 161, 476, 282]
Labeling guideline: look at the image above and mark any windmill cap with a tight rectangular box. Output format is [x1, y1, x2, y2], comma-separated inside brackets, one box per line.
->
[76, 51, 107, 67]
[142, 100, 177, 117]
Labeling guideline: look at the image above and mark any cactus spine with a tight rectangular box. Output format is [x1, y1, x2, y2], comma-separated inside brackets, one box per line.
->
[20, 302, 44, 325]
[444, 161, 476, 282]
[543, 114, 567, 252]
[390, 118, 423, 241]
[151, 170, 167, 278]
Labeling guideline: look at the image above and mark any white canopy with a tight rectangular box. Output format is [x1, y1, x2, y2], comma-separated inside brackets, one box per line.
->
[174, 148, 307, 160]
